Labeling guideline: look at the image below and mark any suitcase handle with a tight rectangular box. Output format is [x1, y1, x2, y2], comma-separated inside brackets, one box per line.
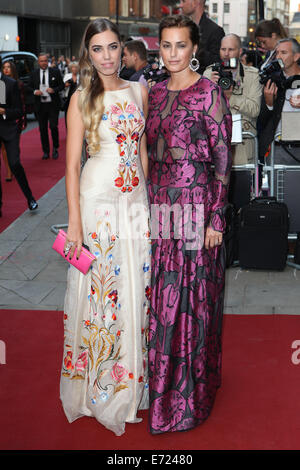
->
[251, 196, 277, 204]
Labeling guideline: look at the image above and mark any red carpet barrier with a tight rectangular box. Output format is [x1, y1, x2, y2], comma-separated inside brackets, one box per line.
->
[0, 311, 299, 450]
[0, 118, 66, 233]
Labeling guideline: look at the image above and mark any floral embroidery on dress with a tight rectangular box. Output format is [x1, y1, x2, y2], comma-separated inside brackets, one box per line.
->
[61, 209, 151, 401]
[62, 213, 133, 397]
[107, 101, 144, 192]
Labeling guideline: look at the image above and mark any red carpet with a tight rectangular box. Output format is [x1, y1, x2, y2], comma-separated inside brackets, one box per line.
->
[0, 311, 299, 450]
[0, 119, 66, 233]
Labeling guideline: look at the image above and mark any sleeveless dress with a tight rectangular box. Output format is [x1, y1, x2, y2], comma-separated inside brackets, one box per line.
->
[60, 81, 151, 437]
[145, 77, 232, 434]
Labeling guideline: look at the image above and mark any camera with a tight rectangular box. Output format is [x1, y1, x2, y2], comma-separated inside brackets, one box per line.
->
[143, 61, 169, 84]
[259, 59, 286, 88]
[211, 58, 237, 90]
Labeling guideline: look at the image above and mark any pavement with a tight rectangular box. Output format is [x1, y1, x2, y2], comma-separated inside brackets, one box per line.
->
[0, 113, 300, 314]
[0, 172, 300, 314]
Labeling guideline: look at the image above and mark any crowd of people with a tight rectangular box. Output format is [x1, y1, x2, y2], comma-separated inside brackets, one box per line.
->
[1, 0, 300, 438]
[0, 52, 81, 216]
[0, 56, 38, 216]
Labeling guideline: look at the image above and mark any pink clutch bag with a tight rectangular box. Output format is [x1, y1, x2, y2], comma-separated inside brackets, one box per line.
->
[52, 229, 96, 274]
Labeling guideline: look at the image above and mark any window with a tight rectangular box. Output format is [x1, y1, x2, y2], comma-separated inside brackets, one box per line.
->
[14, 57, 37, 80]
[223, 24, 230, 34]
[121, 0, 129, 16]
[143, 0, 150, 17]
[224, 3, 230, 13]
[212, 3, 218, 13]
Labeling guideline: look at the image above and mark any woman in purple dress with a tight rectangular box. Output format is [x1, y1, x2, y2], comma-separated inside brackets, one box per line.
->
[145, 15, 232, 434]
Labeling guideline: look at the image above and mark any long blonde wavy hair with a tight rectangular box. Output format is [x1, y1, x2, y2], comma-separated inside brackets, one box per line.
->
[78, 18, 121, 155]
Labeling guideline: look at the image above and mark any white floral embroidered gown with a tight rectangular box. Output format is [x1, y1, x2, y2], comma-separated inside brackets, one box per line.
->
[60, 81, 151, 436]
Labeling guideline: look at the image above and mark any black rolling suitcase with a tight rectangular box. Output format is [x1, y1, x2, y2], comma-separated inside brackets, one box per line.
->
[238, 197, 289, 270]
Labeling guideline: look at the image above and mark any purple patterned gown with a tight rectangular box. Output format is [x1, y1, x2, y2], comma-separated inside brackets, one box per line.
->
[145, 77, 232, 434]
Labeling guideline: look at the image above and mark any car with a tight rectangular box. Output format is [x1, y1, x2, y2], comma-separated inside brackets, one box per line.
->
[0, 51, 38, 115]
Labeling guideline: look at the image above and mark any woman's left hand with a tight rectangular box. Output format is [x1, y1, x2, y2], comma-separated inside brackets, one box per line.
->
[205, 226, 223, 250]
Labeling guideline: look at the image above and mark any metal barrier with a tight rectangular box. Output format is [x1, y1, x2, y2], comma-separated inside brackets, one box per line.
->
[233, 132, 259, 191]
[264, 132, 300, 269]
[229, 132, 260, 211]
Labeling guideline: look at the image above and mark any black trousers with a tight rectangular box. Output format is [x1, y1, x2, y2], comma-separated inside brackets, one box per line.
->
[0, 126, 33, 208]
[37, 102, 60, 154]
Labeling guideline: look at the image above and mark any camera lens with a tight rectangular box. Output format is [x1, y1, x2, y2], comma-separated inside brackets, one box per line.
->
[218, 77, 232, 90]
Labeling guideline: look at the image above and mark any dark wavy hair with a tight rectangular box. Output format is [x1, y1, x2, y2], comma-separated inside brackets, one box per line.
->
[124, 40, 147, 61]
[158, 14, 200, 47]
[255, 18, 287, 39]
[78, 18, 121, 155]
[1, 60, 19, 80]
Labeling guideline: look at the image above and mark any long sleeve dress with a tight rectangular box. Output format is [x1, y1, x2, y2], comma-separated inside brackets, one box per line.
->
[145, 77, 232, 434]
[60, 82, 151, 436]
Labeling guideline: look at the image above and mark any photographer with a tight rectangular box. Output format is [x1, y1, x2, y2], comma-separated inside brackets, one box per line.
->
[258, 38, 300, 165]
[179, 0, 224, 73]
[255, 18, 288, 71]
[122, 40, 150, 88]
[204, 34, 262, 165]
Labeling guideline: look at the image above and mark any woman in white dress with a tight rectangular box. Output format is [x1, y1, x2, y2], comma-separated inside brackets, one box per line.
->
[60, 18, 151, 436]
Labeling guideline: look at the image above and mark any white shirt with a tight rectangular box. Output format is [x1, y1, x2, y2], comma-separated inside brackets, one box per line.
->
[266, 78, 300, 139]
[35, 68, 51, 102]
[40, 68, 49, 87]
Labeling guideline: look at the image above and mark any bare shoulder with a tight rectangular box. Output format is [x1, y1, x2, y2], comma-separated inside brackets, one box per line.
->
[68, 90, 81, 112]
[140, 82, 148, 100]
[131, 81, 148, 108]
[129, 80, 148, 96]
[68, 89, 84, 127]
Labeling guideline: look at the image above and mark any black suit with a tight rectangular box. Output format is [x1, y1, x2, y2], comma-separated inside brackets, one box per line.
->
[0, 74, 34, 209]
[197, 13, 225, 73]
[258, 86, 300, 166]
[258, 89, 285, 161]
[28, 67, 64, 155]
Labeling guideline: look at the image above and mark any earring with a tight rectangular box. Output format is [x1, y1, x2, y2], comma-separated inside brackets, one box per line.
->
[91, 63, 96, 81]
[189, 53, 200, 72]
[117, 59, 122, 77]
[159, 56, 165, 70]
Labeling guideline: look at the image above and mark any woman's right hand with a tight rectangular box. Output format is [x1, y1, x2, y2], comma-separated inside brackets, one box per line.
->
[64, 222, 83, 260]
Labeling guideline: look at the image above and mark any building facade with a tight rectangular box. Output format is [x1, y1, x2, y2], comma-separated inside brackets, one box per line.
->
[289, 10, 300, 41]
[0, 0, 162, 57]
[208, 0, 249, 38]
[0, 0, 109, 56]
[207, 0, 290, 43]
[264, 0, 290, 26]
[109, 0, 162, 40]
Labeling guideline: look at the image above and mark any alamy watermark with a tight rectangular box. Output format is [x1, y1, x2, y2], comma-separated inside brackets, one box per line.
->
[0, 202, 206, 262]
[291, 340, 300, 365]
[94, 200, 205, 250]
